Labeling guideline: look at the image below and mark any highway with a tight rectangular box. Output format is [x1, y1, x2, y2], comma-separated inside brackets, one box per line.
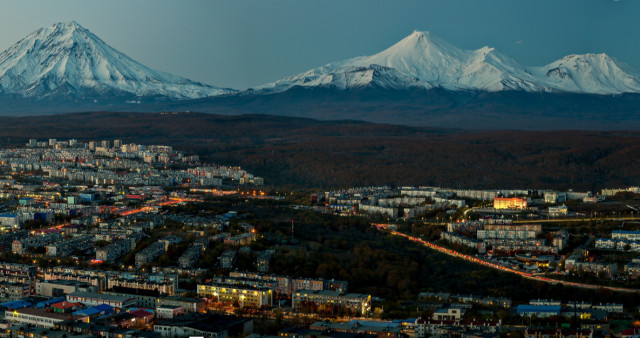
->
[374, 224, 640, 293]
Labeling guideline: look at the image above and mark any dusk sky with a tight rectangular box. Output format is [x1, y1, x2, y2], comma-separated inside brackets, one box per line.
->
[0, 0, 637, 89]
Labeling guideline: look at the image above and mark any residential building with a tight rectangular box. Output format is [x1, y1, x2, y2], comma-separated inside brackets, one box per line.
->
[178, 244, 203, 268]
[135, 242, 165, 267]
[516, 305, 562, 318]
[432, 307, 465, 321]
[613, 230, 640, 241]
[96, 239, 131, 263]
[0, 282, 30, 301]
[441, 231, 487, 253]
[483, 224, 542, 234]
[0, 262, 38, 284]
[220, 250, 236, 269]
[153, 313, 252, 338]
[107, 276, 175, 295]
[197, 283, 273, 307]
[309, 320, 403, 338]
[565, 259, 618, 277]
[256, 250, 274, 273]
[549, 204, 569, 217]
[12, 232, 62, 254]
[46, 235, 93, 257]
[293, 290, 371, 316]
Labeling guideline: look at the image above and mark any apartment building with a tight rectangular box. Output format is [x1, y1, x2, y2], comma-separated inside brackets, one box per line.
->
[46, 235, 93, 257]
[293, 290, 371, 316]
[96, 239, 131, 263]
[197, 283, 273, 308]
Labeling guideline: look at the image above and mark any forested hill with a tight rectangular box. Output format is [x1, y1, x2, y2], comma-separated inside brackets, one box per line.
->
[0, 111, 639, 190]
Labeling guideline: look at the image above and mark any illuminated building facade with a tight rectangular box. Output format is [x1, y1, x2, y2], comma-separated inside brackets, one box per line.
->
[197, 283, 272, 307]
[493, 197, 527, 210]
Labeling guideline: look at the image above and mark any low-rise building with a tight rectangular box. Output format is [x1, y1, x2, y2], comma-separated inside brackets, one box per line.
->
[432, 307, 465, 321]
[158, 296, 206, 313]
[36, 280, 97, 297]
[4, 308, 71, 328]
[156, 305, 184, 319]
[67, 291, 136, 308]
[549, 204, 569, 217]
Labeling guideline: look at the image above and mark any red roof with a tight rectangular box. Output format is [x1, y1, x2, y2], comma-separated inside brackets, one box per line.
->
[51, 301, 81, 310]
[621, 328, 640, 336]
[130, 309, 154, 318]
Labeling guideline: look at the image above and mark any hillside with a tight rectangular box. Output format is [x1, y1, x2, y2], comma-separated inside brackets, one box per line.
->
[1, 111, 640, 190]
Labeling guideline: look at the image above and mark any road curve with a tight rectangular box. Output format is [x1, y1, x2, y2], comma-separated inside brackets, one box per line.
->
[374, 224, 640, 293]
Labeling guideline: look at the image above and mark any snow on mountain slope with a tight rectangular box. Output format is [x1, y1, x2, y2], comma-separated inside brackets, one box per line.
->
[256, 63, 431, 92]
[0, 21, 233, 99]
[256, 31, 548, 93]
[255, 31, 640, 95]
[530, 53, 640, 95]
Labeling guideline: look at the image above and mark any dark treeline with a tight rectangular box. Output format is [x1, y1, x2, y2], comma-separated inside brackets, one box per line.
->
[1, 111, 639, 190]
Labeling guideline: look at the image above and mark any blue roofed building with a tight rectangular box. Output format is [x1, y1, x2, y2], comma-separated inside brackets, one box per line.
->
[34, 297, 66, 309]
[0, 299, 32, 310]
[516, 305, 561, 318]
[73, 304, 115, 320]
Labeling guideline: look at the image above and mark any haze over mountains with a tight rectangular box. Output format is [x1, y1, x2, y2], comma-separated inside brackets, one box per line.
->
[0, 22, 639, 130]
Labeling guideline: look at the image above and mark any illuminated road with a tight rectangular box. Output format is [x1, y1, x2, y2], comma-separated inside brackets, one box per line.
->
[513, 217, 640, 224]
[374, 224, 640, 293]
[119, 197, 198, 216]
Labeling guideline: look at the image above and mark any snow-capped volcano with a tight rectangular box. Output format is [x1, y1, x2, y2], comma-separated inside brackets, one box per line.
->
[530, 53, 640, 95]
[255, 31, 640, 95]
[0, 21, 233, 99]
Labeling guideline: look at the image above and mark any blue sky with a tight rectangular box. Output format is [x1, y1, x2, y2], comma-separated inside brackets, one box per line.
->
[0, 0, 637, 89]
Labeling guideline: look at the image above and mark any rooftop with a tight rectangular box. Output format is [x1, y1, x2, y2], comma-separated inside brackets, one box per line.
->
[68, 291, 135, 303]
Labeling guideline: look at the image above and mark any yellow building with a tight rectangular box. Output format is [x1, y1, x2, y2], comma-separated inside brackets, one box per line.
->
[493, 197, 527, 210]
[197, 283, 272, 308]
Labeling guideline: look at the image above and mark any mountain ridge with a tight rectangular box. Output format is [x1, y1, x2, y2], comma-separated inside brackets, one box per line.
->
[253, 30, 640, 95]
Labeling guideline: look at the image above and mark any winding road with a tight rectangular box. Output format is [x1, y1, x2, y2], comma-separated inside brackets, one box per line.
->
[374, 224, 640, 293]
